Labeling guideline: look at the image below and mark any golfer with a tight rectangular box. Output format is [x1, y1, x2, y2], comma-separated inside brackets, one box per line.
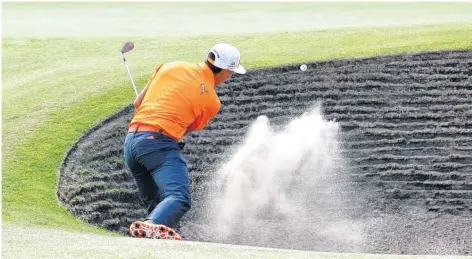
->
[124, 43, 246, 240]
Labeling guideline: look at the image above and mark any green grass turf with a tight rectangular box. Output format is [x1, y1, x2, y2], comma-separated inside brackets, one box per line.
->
[6, 225, 469, 259]
[3, 2, 472, 37]
[2, 2, 472, 258]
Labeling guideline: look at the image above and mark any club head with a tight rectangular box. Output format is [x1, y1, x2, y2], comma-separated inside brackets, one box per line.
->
[121, 41, 135, 53]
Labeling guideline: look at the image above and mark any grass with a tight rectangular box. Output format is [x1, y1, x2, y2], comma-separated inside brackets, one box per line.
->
[2, 2, 472, 258]
[6, 225, 469, 259]
[3, 2, 472, 37]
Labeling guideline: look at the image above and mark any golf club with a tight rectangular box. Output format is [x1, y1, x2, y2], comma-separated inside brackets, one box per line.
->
[121, 41, 138, 96]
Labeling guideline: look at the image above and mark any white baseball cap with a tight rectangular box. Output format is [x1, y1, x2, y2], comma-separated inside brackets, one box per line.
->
[207, 43, 246, 74]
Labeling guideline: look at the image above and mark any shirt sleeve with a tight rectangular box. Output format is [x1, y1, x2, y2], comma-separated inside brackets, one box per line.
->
[189, 113, 208, 131]
[189, 101, 220, 131]
[144, 64, 164, 88]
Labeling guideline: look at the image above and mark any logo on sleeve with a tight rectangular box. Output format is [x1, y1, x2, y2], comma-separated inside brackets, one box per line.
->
[201, 84, 208, 94]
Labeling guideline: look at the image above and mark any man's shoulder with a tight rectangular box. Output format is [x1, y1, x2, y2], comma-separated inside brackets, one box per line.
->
[162, 61, 210, 83]
[162, 61, 196, 70]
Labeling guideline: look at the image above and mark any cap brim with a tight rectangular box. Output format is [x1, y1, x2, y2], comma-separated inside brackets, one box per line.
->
[232, 64, 246, 74]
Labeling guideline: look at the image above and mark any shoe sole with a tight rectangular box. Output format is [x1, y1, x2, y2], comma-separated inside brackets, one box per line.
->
[130, 221, 182, 240]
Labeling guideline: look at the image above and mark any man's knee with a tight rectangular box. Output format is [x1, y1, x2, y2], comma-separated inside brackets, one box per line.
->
[166, 192, 191, 212]
[178, 193, 192, 212]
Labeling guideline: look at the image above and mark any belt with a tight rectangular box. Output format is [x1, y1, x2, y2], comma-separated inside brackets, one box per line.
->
[128, 124, 178, 141]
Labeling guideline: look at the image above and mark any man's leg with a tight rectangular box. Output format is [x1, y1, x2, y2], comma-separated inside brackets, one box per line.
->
[128, 132, 187, 240]
[128, 164, 160, 214]
[147, 152, 191, 228]
[123, 133, 160, 214]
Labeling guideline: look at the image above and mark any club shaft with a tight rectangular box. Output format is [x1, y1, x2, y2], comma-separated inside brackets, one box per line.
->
[121, 51, 138, 96]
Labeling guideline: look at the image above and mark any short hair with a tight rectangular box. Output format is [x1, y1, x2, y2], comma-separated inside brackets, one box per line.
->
[205, 52, 222, 74]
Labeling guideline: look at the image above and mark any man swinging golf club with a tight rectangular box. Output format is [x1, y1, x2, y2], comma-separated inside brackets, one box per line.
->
[123, 43, 246, 240]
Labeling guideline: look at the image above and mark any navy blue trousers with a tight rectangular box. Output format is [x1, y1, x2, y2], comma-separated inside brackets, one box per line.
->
[123, 131, 191, 228]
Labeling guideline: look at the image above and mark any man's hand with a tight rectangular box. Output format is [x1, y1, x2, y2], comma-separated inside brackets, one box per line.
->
[178, 127, 195, 151]
[184, 126, 194, 136]
[133, 85, 149, 108]
[177, 142, 186, 151]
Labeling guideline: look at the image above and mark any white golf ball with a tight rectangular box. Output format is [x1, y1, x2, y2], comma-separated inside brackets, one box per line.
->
[300, 64, 307, 71]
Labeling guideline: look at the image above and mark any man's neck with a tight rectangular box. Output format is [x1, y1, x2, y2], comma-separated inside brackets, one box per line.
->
[198, 62, 216, 85]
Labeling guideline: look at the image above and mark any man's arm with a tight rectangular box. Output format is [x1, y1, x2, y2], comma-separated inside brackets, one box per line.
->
[184, 126, 195, 136]
[133, 85, 149, 109]
[187, 105, 218, 134]
[134, 65, 163, 109]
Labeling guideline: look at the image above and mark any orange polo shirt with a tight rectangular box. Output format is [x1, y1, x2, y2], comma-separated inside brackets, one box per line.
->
[129, 61, 221, 141]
